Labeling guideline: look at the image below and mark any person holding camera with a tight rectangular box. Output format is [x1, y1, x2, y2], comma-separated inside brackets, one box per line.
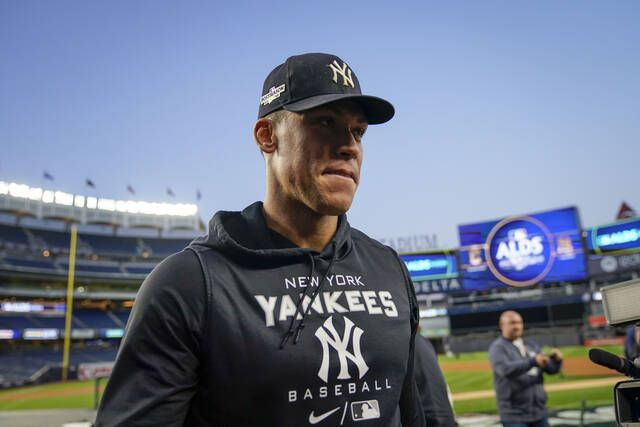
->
[488, 310, 563, 427]
[624, 324, 640, 362]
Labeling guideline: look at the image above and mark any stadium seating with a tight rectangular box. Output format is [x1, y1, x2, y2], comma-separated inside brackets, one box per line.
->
[0, 315, 41, 330]
[113, 310, 130, 327]
[123, 264, 154, 275]
[143, 237, 190, 257]
[2, 256, 57, 271]
[0, 223, 194, 286]
[0, 346, 120, 388]
[79, 233, 140, 257]
[73, 310, 123, 329]
[0, 310, 129, 331]
[58, 261, 123, 275]
[0, 224, 29, 248]
[0, 223, 191, 260]
[28, 228, 70, 253]
[0, 209, 198, 389]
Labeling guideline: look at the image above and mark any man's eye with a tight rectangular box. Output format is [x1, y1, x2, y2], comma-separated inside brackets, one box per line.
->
[352, 127, 366, 139]
[319, 118, 334, 127]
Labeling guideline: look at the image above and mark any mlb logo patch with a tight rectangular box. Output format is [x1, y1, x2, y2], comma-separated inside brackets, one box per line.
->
[351, 400, 380, 421]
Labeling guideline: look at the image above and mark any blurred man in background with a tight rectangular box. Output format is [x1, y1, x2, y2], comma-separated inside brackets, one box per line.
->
[489, 310, 563, 427]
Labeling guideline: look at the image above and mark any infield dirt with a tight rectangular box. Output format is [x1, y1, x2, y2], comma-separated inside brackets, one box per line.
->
[440, 356, 614, 376]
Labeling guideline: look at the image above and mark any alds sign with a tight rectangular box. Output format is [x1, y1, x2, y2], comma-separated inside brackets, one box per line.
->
[458, 207, 587, 290]
[486, 216, 555, 287]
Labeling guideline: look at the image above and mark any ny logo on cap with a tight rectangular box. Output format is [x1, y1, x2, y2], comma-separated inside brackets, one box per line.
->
[328, 60, 355, 88]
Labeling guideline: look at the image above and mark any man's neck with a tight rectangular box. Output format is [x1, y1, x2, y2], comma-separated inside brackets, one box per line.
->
[262, 199, 338, 253]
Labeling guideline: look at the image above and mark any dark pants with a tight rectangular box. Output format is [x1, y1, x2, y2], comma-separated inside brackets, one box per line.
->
[501, 418, 550, 427]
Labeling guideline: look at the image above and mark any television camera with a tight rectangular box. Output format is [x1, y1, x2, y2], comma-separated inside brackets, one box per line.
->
[588, 278, 640, 426]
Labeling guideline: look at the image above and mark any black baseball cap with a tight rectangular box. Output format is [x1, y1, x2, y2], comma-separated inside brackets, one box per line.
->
[258, 53, 394, 124]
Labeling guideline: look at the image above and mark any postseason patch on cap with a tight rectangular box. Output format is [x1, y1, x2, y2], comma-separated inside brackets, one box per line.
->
[260, 84, 286, 106]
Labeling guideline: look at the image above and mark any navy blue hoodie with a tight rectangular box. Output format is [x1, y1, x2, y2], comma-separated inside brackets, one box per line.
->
[95, 202, 424, 426]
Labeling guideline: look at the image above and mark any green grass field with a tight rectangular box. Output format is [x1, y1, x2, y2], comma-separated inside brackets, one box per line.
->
[0, 379, 104, 411]
[0, 345, 623, 414]
[438, 344, 623, 363]
[451, 386, 615, 415]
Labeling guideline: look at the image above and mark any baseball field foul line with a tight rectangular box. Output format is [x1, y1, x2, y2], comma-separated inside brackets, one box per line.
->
[452, 377, 621, 401]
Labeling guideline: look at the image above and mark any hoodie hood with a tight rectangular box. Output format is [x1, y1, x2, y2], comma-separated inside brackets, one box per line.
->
[190, 201, 353, 263]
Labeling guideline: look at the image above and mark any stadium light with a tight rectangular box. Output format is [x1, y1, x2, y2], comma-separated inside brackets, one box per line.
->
[42, 190, 54, 203]
[74, 195, 85, 208]
[29, 187, 43, 201]
[55, 191, 74, 206]
[8, 183, 30, 198]
[0, 181, 198, 217]
[601, 278, 640, 326]
[98, 198, 116, 212]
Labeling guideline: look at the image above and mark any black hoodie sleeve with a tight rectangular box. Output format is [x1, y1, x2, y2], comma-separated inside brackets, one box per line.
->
[414, 335, 457, 426]
[95, 250, 207, 427]
[396, 257, 427, 427]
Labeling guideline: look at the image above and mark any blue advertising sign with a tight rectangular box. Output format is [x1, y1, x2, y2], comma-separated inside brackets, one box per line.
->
[458, 207, 587, 290]
[400, 251, 458, 282]
[586, 218, 640, 254]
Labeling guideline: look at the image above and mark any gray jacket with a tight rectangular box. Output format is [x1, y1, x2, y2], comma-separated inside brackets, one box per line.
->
[488, 336, 562, 422]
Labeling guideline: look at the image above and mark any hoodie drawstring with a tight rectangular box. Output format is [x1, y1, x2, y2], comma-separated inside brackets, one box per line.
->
[279, 254, 316, 348]
[279, 242, 338, 348]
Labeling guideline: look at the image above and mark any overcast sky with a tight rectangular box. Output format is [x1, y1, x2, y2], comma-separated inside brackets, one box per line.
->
[2, 1, 638, 247]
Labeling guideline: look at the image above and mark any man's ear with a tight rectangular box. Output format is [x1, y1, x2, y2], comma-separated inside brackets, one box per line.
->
[254, 118, 277, 154]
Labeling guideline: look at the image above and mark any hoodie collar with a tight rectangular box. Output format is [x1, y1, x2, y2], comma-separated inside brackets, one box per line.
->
[191, 201, 352, 261]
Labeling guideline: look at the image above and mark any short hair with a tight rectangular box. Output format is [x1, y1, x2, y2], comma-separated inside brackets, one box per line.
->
[266, 109, 289, 126]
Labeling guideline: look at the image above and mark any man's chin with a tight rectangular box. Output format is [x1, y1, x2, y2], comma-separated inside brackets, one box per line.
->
[314, 196, 354, 216]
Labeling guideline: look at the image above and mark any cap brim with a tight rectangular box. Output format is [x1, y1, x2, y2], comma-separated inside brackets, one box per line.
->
[283, 93, 395, 125]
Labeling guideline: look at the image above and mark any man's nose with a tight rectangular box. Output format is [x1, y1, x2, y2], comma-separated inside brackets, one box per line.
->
[336, 128, 361, 159]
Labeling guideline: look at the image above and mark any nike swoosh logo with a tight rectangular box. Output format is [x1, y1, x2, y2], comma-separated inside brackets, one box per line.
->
[308, 406, 341, 424]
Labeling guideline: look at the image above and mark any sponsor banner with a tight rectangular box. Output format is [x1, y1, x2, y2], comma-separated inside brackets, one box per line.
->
[78, 362, 115, 380]
[1, 302, 64, 313]
[71, 328, 95, 339]
[586, 218, 640, 254]
[400, 251, 458, 282]
[0, 329, 18, 339]
[458, 207, 587, 290]
[588, 253, 640, 276]
[23, 328, 59, 340]
[413, 278, 463, 295]
[100, 329, 124, 338]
